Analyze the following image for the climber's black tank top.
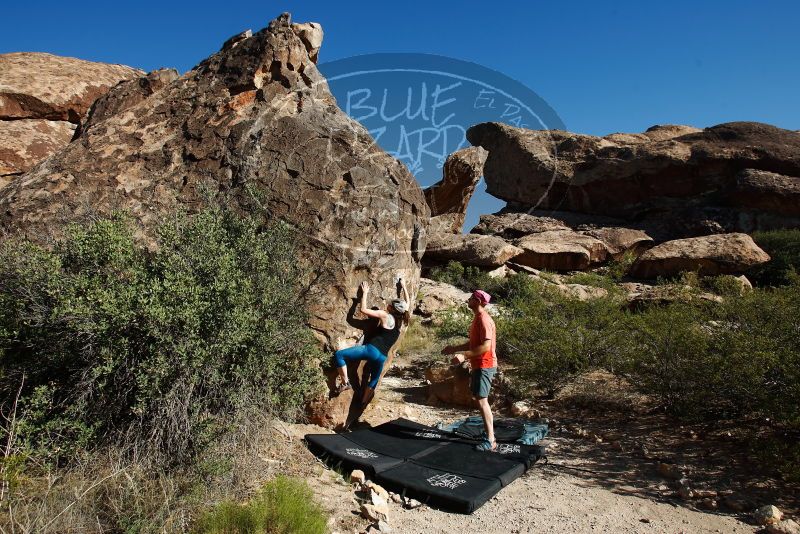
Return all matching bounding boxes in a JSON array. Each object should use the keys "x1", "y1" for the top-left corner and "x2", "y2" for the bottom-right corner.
[{"x1": 366, "y1": 315, "x2": 402, "y2": 356}]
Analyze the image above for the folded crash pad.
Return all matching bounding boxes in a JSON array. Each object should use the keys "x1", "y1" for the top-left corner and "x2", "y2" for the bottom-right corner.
[
  {"x1": 436, "y1": 416, "x2": 549, "y2": 445},
  {"x1": 305, "y1": 418, "x2": 545, "y2": 513}
]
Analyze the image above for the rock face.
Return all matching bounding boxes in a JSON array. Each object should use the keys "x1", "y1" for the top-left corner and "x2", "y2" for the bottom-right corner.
[
  {"x1": 424, "y1": 146, "x2": 487, "y2": 233},
  {"x1": 0, "y1": 53, "x2": 142, "y2": 184},
  {"x1": 0, "y1": 52, "x2": 143, "y2": 122},
  {"x1": 0, "y1": 120, "x2": 76, "y2": 187},
  {"x1": 630, "y1": 233, "x2": 770, "y2": 279},
  {"x1": 0, "y1": 14, "x2": 429, "y2": 362},
  {"x1": 426, "y1": 363, "x2": 476, "y2": 407},
  {"x1": 76, "y1": 68, "x2": 180, "y2": 136},
  {"x1": 470, "y1": 211, "x2": 653, "y2": 270},
  {"x1": 424, "y1": 233, "x2": 522, "y2": 268},
  {"x1": 467, "y1": 121, "x2": 800, "y2": 236},
  {"x1": 729, "y1": 169, "x2": 800, "y2": 218}
]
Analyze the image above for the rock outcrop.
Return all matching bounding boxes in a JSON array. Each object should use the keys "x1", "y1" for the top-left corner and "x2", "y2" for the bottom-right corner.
[
  {"x1": 424, "y1": 146, "x2": 487, "y2": 233},
  {"x1": 471, "y1": 211, "x2": 570, "y2": 238},
  {"x1": 467, "y1": 121, "x2": 800, "y2": 237},
  {"x1": 630, "y1": 233, "x2": 770, "y2": 279},
  {"x1": 415, "y1": 278, "x2": 471, "y2": 318},
  {"x1": 0, "y1": 52, "x2": 142, "y2": 184},
  {"x1": 76, "y1": 68, "x2": 180, "y2": 136},
  {"x1": 470, "y1": 211, "x2": 653, "y2": 268},
  {"x1": 0, "y1": 119, "x2": 75, "y2": 187},
  {"x1": 583, "y1": 227, "x2": 653, "y2": 259},
  {"x1": 0, "y1": 52, "x2": 142, "y2": 122},
  {"x1": 0, "y1": 14, "x2": 429, "y2": 382},
  {"x1": 513, "y1": 230, "x2": 606, "y2": 271},
  {"x1": 424, "y1": 233, "x2": 522, "y2": 268}
]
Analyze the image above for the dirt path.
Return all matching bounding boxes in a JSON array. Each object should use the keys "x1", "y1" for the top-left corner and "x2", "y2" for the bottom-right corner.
[{"x1": 295, "y1": 356, "x2": 758, "y2": 534}]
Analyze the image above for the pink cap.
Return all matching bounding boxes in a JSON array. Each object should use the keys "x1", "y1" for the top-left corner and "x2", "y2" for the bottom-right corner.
[{"x1": 472, "y1": 290, "x2": 491, "y2": 305}]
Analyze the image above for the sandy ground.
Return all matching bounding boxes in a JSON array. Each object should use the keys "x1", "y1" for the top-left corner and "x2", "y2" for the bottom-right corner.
[{"x1": 292, "y1": 358, "x2": 762, "y2": 534}]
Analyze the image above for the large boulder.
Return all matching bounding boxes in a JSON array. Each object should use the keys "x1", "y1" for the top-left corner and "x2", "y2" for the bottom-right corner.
[
  {"x1": 415, "y1": 278, "x2": 470, "y2": 318},
  {"x1": 467, "y1": 121, "x2": 800, "y2": 236},
  {"x1": 472, "y1": 211, "x2": 653, "y2": 262},
  {"x1": 424, "y1": 233, "x2": 522, "y2": 268},
  {"x1": 630, "y1": 233, "x2": 770, "y2": 279},
  {"x1": 513, "y1": 230, "x2": 607, "y2": 271},
  {"x1": 0, "y1": 53, "x2": 142, "y2": 185},
  {"x1": 583, "y1": 227, "x2": 654, "y2": 259},
  {"x1": 0, "y1": 14, "x2": 429, "y2": 375},
  {"x1": 471, "y1": 211, "x2": 569, "y2": 238},
  {"x1": 424, "y1": 146, "x2": 487, "y2": 233}
]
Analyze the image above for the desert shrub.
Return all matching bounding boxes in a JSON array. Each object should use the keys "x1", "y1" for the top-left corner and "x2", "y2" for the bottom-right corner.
[
  {"x1": 0, "y1": 208, "x2": 325, "y2": 463},
  {"x1": 429, "y1": 260, "x2": 542, "y2": 303},
  {"x1": 619, "y1": 303, "x2": 714, "y2": 415},
  {"x1": 194, "y1": 476, "x2": 328, "y2": 534},
  {"x1": 497, "y1": 278, "x2": 629, "y2": 396},
  {"x1": 617, "y1": 278, "x2": 800, "y2": 422},
  {"x1": 606, "y1": 250, "x2": 638, "y2": 280},
  {"x1": 750, "y1": 229, "x2": 800, "y2": 287},
  {"x1": 562, "y1": 271, "x2": 617, "y2": 291},
  {"x1": 706, "y1": 274, "x2": 749, "y2": 296},
  {"x1": 706, "y1": 279, "x2": 800, "y2": 424},
  {"x1": 429, "y1": 260, "x2": 494, "y2": 293},
  {"x1": 434, "y1": 307, "x2": 473, "y2": 340}
]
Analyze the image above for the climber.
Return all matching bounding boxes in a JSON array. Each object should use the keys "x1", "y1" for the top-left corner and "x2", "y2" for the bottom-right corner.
[{"x1": 333, "y1": 278, "x2": 410, "y2": 406}]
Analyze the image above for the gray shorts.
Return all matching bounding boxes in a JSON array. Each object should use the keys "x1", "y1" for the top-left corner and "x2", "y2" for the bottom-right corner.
[{"x1": 470, "y1": 367, "x2": 496, "y2": 399}]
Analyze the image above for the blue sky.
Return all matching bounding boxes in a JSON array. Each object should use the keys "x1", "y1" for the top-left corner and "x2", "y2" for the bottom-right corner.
[{"x1": 4, "y1": 1, "x2": 798, "y2": 229}]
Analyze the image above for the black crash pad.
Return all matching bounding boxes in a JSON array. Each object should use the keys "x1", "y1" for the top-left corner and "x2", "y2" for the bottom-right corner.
[{"x1": 305, "y1": 418, "x2": 545, "y2": 513}]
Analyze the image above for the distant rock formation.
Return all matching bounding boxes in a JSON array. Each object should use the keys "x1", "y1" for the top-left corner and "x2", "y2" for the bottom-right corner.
[
  {"x1": 630, "y1": 233, "x2": 770, "y2": 279},
  {"x1": 0, "y1": 52, "x2": 142, "y2": 184},
  {"x1": 424, "y1": 146, "x2": 487, "y2": 233},
  {"x1": 0, "y1": 12, "x2": 429, "y2": 400},
  {"x1": 467, "y1": 121, "x2": 800, "y2": 238}
]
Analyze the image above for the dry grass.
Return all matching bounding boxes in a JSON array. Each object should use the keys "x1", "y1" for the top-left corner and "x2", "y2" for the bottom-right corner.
[
  {"x1": 0, "y1": 408, "x2": 320, "y2": 534},
  {"x1": 397, "y1": 319, "x2": 438, "y2": 357},
  {"x1": 553, "y1": 370, "x2": 655, "y2": 414}
]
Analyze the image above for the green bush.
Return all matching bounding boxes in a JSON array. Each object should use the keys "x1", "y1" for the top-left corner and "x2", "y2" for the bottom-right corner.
[
  {"x1": 707, "y1": 280, "x2": 800, "y2": 423},
  {"x1": 496, "y1": 278, "x2": 629, "y2": 396},
  {"x1": 194, "y1": 476, "x2": 329, "y2": 534},
  {"x1": 434, "y1": 307, "x2": 473, "y2": 340},
  {"x1": 562, "y1": 271, "x2": 617, "y2": 291},
  {"x1": 428, "y1": 260, "x2": 494, "y2": 293},
  {"x1": 428, "y1": 260, "x2": 544, "y2": 303},
  {"x1": 433, "y1": 265, "x2": 800, "y2": 426},
  {"x1": 750, "y1": 229, "x2": 800, "y2": 287},
  {"x1": 606, "y1": 250, "x2": 638, "y2": 280},
  {"x1": 620, "y1": 303, "x2": 714, "y2": 415},
  {"x1": 621, "y1": 279, "x2": 799, "y2": 420},
  {"x1": 0, "y1": 209, "x2": 325, "y2": 462}
]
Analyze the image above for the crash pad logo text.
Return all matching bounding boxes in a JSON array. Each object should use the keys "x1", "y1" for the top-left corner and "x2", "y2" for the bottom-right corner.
[
  {"x1": 346, "y1": 448, "x2": 379, "y2": 459},
  {"x1": 497, "y1": 444, "x2": 522, "y2": 454},
  {"x1": 426, "y1": 473, "x2": 467, "y2": 490}
]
